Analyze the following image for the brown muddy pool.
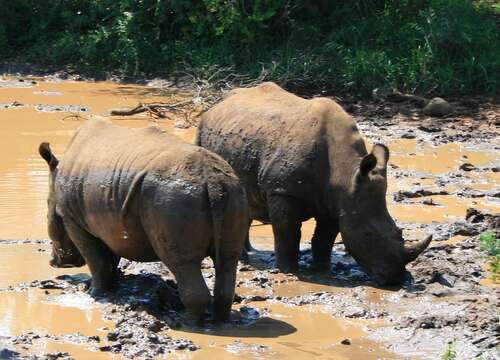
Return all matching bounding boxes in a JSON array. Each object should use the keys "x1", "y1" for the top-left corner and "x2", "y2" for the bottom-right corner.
[{"x1": 0, "y1": 76, "x2": 498, "y2": 359}]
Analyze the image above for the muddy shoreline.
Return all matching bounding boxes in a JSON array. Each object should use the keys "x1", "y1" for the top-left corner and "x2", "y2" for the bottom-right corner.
[{"x1": 0, "y1": 74, "x2": 498, "y2": 359}]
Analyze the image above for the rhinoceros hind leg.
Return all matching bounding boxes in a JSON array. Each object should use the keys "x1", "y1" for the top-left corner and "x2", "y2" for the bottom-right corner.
[
  {"x1": 239, "y1": 223, "x2": 253, "y2": 263},
  {"x1": 63, "y1": 220, "x2": 118, "y2": 296},
  {"x1": 267, "y1": 195, "x2": 303, "y2": 273},
  {"x1": 213, "y1": 258, "x2": 238, "y2": 322},
  {"x1": 172, "y1": 262, "x2": 210, "y2": 326},
  {"x1": 311, "y1": 219, "x2": 338, "y2": 272}
]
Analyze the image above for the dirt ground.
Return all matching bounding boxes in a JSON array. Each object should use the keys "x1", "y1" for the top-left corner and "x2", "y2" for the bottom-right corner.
[{"x1": 0, "y1": 73, "x2": 498, "y2": 360}]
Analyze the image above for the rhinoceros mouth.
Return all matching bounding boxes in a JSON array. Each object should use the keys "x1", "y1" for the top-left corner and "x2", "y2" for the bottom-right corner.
[
  {"x1": 49, "y1": 257, "x2": 85, "y2": 268},
  {"x1": 370, "y1": 269, "x2": 406, "y2": 286}
]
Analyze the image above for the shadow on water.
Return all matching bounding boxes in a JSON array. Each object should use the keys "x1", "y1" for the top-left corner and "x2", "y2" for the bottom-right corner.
[{"x1": 176, "y1": 315, "x2": 297, "y2": 339}]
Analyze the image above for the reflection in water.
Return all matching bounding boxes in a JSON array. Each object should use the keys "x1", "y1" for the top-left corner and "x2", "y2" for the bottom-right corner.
[
  {"x1": 0, "y1": 243, "x2": 89, "y2": 288},
  {"x1": 0, "y1": 290, "x2": 113, "y2": 359},
  {"x1": 0, "y1": 290, "x2": 109, "y2": 336}
]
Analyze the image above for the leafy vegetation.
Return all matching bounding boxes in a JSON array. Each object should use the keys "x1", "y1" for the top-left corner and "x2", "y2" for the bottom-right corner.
[
  {"x1": 441, "y1": 342, "x2": 457, "y2": 360},
  {"x1": 480, "y1": 231, "x2": 499, "y2": 281},
  {"x1": 1, "y1": 0, "x2": 499, "y2": 95}
]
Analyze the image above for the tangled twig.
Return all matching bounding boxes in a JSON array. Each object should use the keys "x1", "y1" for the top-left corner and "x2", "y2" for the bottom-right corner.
[
  {"x1": 61, "y1": 113, "x2": 88, "y2": 122},
  {"x1": 110, "y1": 100, "x2": 192, "y2": 117},
  {"x1": 109, "y1": 64, "x2": 274, "y2": 127}
]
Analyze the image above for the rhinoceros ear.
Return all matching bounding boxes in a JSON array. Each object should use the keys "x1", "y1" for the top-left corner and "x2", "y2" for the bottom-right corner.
[
  {"x1": 39, "y1": 142, "x2": 59, "y2": 171},
  {"x1": 359, "y1": 144, "x2": 389, "y2": 176},
  {"x1": 360, "y1": 153, "x2": 377, "y2": 176},
  {"x1": 372, "y1": 143, "x2": 389, "y2": 169}
]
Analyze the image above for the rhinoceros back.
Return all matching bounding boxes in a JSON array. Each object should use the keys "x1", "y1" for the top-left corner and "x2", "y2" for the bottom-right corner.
[
  {"x1": 55, "y1": 118, "x2": 242, "y2": 260},
  {"x1": 197, "y1": 82, "x2": 360, "y2": 219}
]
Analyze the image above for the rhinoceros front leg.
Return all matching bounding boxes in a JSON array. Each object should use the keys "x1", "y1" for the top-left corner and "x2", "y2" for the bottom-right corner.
[
  {"x1": 311, "y1": 219, "x2": 339, "y2": 271},
  {"x1": 267, "y1": 195, "x2": 303, "y2": 273},
  {"x1": 63, "y1": 219, "x2": 119, "y2": 296}
]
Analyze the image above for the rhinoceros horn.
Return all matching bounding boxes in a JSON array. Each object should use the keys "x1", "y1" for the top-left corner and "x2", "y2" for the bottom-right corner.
[{"x1": 403, "y1": 235, "x2": 433, "y2": 264}]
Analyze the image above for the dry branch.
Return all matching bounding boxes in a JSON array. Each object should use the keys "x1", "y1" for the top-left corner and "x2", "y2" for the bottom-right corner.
[
  {"x1": 109, "y1": 65, "x2": 272, "y2": 127},
  {"x1": 110, "y1": 99, "x2": 193, "y2": 117}
]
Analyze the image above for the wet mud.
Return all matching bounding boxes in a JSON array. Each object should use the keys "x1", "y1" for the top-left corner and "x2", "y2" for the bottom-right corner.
[{"x1": 0, "y1": 75, "x2": 499, "y2": 359}]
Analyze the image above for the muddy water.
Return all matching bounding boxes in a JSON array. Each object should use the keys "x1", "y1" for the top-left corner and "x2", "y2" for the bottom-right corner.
[
  {"x1": 168, "y1": 303, "x2": 394, "y2": 360},
  {"x1": 0, "y1": 243, "x2": 88, "y2": 288},
  {"x1": 0, "y1": 78, "x2": 194, "y2": 239},
  {"x1": 1, "y1": 77, "x2": 499, "y2": 359}
]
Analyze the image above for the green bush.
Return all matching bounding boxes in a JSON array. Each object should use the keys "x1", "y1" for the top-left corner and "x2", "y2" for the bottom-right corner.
[
  {"x1": 1, "y1": 0, "x2": 499, "y2": 95},
  {"x1": 480, "y1": 232, "x2": 499, "y2": 280}
]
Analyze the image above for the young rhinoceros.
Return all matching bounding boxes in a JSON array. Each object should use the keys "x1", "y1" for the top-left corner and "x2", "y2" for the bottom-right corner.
[
  {"x1": 197, "y1": 82, "x2": 432, "y2": 285},
  {"x1": 39, "y1": 118, "x2": 248, "y2": 323}
]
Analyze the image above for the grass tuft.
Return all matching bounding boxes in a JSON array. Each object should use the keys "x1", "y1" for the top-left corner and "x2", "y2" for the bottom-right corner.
[
  {"x1": 442, "y1": 342, "x2": 457, "y2": 360},
  {"x1": 480, "y1": 232, "x2": 499, "y2": 281}
]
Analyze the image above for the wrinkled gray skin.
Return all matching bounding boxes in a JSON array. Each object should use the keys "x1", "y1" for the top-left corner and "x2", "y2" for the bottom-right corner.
[
  {"x1": 40, "y1": 118, "x2": 248, "y2": 323},
  {"x1": 197, "y1": 82, "x2": 431, "y2": 285}
]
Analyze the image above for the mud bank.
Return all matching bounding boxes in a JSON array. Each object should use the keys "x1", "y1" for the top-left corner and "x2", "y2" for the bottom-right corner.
[{"x1": 0, "y1": 75, "x2": 499, "y2": 359}]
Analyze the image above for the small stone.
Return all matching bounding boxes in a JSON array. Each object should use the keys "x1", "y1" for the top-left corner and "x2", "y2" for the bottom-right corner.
[
  {"x1": 422, "y1": 198, "x2": 439, "y2": 206},
  {"x1": 402, "y1": 132, "x2": 416, "y2": 139},
  {"x1": 418, "y1": 124, "x2": 442, "y2": 133},
  {"x1": 423, "y1": 97, "x2": 453, "y2": 117},
  {"x1": 246, "y1": 295, "x2": 269, "y2": 302},
  {"x1": 459, "y1": 163, "x2": 476, "y2": 172},
  {"x1": 233, "y1": 293, "x2": 244, "y2": 303},
  {"x1": 174, "y1": 120, "x2": 190, "y2": 129},
  {"x1": 341, "y1": 339, "x2": 351, "y2": 345},
  {"x1": 344, "y1": 307, "x2": 367, "y2": 318},
  {"x1": 0, "y1": 347, "x2": 21, "y2": 359},
  {"x1": 107, "y1": 331, "x2": 119, "y2": 341},
  {"x1": 147, "y1": 320, "x2": 164, "y2": 332}
]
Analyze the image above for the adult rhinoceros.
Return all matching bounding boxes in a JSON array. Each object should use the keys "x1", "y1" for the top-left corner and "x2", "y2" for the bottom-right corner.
[
  {"x1": 39, "y1": 118, "x2": 248, "y2": 323},
  {"x1": 196, "y1": 82, "x2": 431, "y2": 285}
]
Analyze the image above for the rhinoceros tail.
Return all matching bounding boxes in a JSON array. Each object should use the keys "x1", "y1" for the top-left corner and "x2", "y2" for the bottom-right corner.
[
  {"x1": 206, "y1": 181, "x2": 234, "y2": 322},
  {"x1": 206, "y1": 181, "x2": 227, "y2": 273}
]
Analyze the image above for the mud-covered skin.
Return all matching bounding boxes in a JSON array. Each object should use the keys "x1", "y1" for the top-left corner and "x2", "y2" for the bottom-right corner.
[
  {"x1": 197, "y1": 82, "x2": 430, "y2": 284},
  {"x1": 39, "y1": 118, "x2": 248, "y2": 323}
]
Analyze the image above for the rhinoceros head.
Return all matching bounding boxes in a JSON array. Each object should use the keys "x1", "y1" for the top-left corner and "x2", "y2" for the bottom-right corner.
[
  {"x1": 338, "y1": 144, "x2": 431, "y2": 285},
  {"x1": 39, "y1": 142, "x2": 85, "y2": 268}
]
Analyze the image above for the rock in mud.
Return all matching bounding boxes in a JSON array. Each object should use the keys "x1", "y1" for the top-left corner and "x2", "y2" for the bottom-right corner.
[
  {"x1": 423, "y1": 97, "x2": 453, "y2": 117},
  {"x1": 418, "y1": 123, "x2": 442, "y2": 132},
  {"x1": 0, "y1": 347, "x2": 21, "y2": 359},
  {"x1": 423, "y1": 207, "x2": 500, "y2": 240},
  {"x1": 401, "y1": 131, "x2": 416, "y2": 139},
  {"x1": 422, "y1": 198, "x2": 440, "y2": 206},
  {"x1": 393, "y1": 188, "x2": 448, "y2": 202},
  {"x1": 459, "y1": 162, "x2": 476, "y2": 171},
  {"x1": 408, "y1": 235, "x2": 494, "y2": 293}
]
